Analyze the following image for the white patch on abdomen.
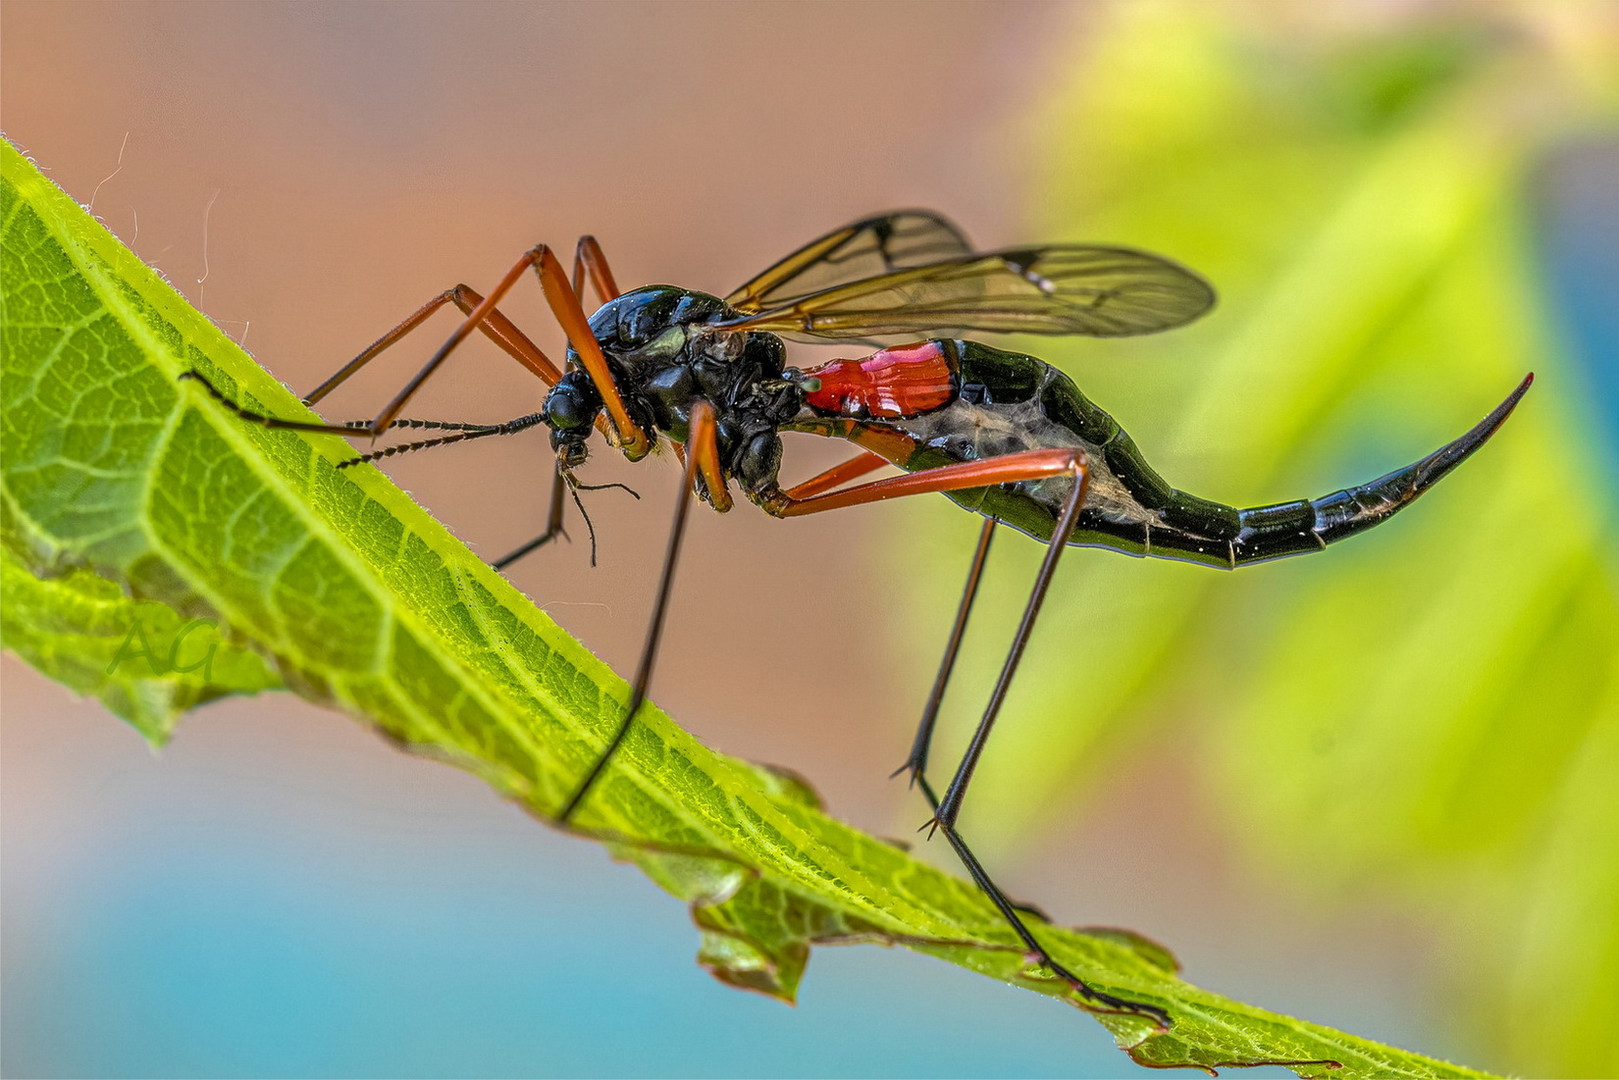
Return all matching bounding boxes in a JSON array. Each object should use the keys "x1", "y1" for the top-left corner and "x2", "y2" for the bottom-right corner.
[{"x1": 896, "y1": 399, "x2": 1157, "y2": 526}]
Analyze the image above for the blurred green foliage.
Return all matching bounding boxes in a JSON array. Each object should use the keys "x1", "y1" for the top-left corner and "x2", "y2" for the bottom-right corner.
[{"x1": 894, "y1": 5, "x2": 1616, "y2": 1077}]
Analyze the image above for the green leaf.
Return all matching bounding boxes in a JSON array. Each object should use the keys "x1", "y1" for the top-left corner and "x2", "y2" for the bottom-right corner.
[
  {"x1": 1, "y1": 134, "x2": 1502, "y2": 1078},
  {"x1": 890, "y1": 6, "x2": 1617, "y2": 1077},
  {"x1": 0, "y1": 538, "x2": 281, "y2": 742}
]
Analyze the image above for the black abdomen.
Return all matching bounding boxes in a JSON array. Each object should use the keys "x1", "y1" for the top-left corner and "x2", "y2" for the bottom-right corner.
[{"x1": 898, "y1": 342, "x2": 1530, "y2": 570}]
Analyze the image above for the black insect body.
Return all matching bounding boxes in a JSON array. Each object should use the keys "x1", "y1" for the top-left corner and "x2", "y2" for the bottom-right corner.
[
  {"x1": 782, "y1": 337, "x2": 1527, "y2": 568},
  {"x1": 546, "y1": 285, "x2": 806, "y2": 503},
  {"x1": 183, "y1": 211, "x2": 1531, "y2": 1030}
]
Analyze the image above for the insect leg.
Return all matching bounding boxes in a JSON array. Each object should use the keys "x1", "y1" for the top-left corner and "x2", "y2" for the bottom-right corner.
[
  {"x1": 289, "y1": 247, "x2": 645, "y2": 450},
  {"x1": 484, "y1": 234, "x2": 621, "y2": 569},
  {"x1": 304, "y1": 235, "x2": 627, "y2": 430},
  {"x1": 892, "y1": 517, "x2": 996, "y2": 786},
  {"x1": 571, "y1": 235, "x2": 621, "y2": 303},
  {"x1": 304, "y1": 285, "x2": 564, "y2": 407},
  {"x1": 688, "y1": 394, "x2": 734, "y2": 512},
  {"x1": 915, "y1": 772, "x2": 1169, "y2": 1027},
  {"x1": 761, "y1": 447, "x2": 1087, "y2": 518},
  {"x1": 522, "y1": 244, "x2": 650, "y2": 457},
  {"x1": 556, "y1": 401, "x2": 717, "y2": 821},
  {"x1": 930, "y1": 459, "x2": 1090, "y2": 835},
  {"x1": 180, "y1": 284, "x2": 567, "y2": 439},
  {"x1": 779, "y1": 452, "x2": 1051, "y2": 788},
  {"x1": 760, "y1": 451, "x2": 1167, "y2": 1021},
  {"x1": 920, "y1": 470, "x2": 1166, "y2": 1025},
  {"x1": 492, "y1": 462, "x2": 572, "y2": 570},
  {"x1": 781, "y1": 450, "x2": 891, "y2": 500},
  {"x1": 897, "y1": 520, "x2": 1056, "y2": 920}
]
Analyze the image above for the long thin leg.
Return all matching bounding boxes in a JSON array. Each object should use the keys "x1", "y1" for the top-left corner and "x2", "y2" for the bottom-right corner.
[
  {"x1": 764, "y1": 448, "x2": 1086, "y2": 795},
  {"x1": 572, "y1": 235, "x2": 621, "y2": 303},
  {"x1": 762, "y1": 450, "x2": 1165, "y2": 1024},
  {"x1": 493, "y1": 462, "x2": 571, "y2": 570},
  {"x1": 930, "y1": 459, "x2": 1088, "y2": 834},
  {"x1": 925, "y1": 472, "x2": 1166, "y2": 1026},
  {"x1": 762, "y1": 447, "x2": 1086, "y2": 518},
  {"x1": 193, "y1": 241, "x2": 625, "y2": 572},
  {"x1": 343, "y1": 237, "x2": 618, "y2": 566},
  {"x1": 313, "y1": 235, "x2": 623, "y2": 412},
  {"x1": 372, "y1": 246, "x2": 645, "y2": 452},
  {"x1": 188, "y1": 244, "x2": 647, "y2": 453},
  {"x1": 179, "y1": 281, "x2": 568, "y2": 439},
  {"x1": 467, "y1": 237, "x2": 616, "y2": 565},
  {"x1": 915, "y1": 773, "x2": 1167, "y2": 1026},
  {"x1": 281, "y1": 246, "x2": 648, "y2": 451},
  {"x1": 782, "y1": 450, "x2": 891, "y2": 500},
  {"x1": 556, "y1": 400, "x2": 718, "y2": 822},
  {"x1": 305, "y1": 284, "x2": 563, "y2": 406},
  {"x1": 893, "y1": 516, "x2": 996, "y2": 785},
  {"x1": 892, "y1": 515, "x2": 1058, "y2": 923},
  {"x1": 492, "y1": 238, "x2": 615, "y2": 569},
  {"x1": 526, "y1": 243, "x2": 648, "y2": 453}
]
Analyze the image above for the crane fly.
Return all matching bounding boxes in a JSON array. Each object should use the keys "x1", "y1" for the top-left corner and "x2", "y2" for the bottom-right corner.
[{"x1": 183, "y1": 210, "x2": 1532, "y2": 1028}]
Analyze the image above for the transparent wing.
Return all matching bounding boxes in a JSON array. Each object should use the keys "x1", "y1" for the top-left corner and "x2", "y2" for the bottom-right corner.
[
  {"x1": 725, "y1": 211, "x2": 973, "y2": 313},
  {"x1": 717, "y1": 245, "x2": 1216, "y2": 341}
]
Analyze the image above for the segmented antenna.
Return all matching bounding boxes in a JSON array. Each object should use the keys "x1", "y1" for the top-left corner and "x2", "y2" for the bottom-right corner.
[{"x1": 336, "y1": 413, "x2": 547, "y2": 468}]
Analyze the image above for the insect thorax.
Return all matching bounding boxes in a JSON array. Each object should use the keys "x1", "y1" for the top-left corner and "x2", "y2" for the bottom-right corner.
[{"x1": 547, "y1": 285, "x2": 804, "y2": 499}]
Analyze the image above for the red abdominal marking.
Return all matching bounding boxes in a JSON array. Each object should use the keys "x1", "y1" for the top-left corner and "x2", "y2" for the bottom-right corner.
[{"x1": 803, "y1": 341, "x2": 957, "y2": 419}]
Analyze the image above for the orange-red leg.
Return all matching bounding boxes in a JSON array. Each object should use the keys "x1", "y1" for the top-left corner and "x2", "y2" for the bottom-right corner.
[
  {"x1": 782, "y1": 451, "x2": 892, "y2": 501},
  {"x1": 530, "y1": 245, "x2": 647, "y2": 455},
  {"x1": 179, "y1": 278, "x2": 581, "y2": 440},
  {"x1": 571, "y1": 235, "x2": 621, "y2": 303},
  {"x1": 307, "y1": 231, "x2": 621, "y2": 418},
  {"x1": 687, "y1": 397, "x2": 734, "y2": 512},
  {"x1": 347, "y1": 246, "x2": 647, "y2": 454},
  {"x1": 303, "y1": 284, "x2": 564, "y2": 407},
  {"x1": 187, "y1": 237, "x2": 640, "y2": 449},
  {"x1": 180, "y1": 250, "x2": 632, "y2": 449},
  {"x1": 763, "y1": 447, "x2": 1085, "y2": 518}
]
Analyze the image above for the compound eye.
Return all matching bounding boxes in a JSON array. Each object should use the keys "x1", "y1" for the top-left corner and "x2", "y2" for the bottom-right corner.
[{"x1": 543, "y1": 375, "x2": 601, "y2": 431}]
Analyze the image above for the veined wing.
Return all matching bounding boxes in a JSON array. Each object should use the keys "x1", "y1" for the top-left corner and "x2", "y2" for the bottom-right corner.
[
  {"x1": 716, "y1": 245, "x2": 1216, "y2": 341},
  {"x1": 724, "y1": 211, "x2": 972, "y2": 313}
]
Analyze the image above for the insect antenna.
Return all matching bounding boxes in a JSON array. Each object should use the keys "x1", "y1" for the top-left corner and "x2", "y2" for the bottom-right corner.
[{"x1": 334, "y1": 412, "x2": 546, "y2": 469}]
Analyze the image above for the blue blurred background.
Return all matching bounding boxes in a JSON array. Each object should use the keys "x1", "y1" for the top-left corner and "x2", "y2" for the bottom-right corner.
[
  {"x1": 2, "y1": 692, "x2": 1154, "y2": 1079},
  {"x1": 3, "y1": 3, "x2": 1615, "y2": 1077}
]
